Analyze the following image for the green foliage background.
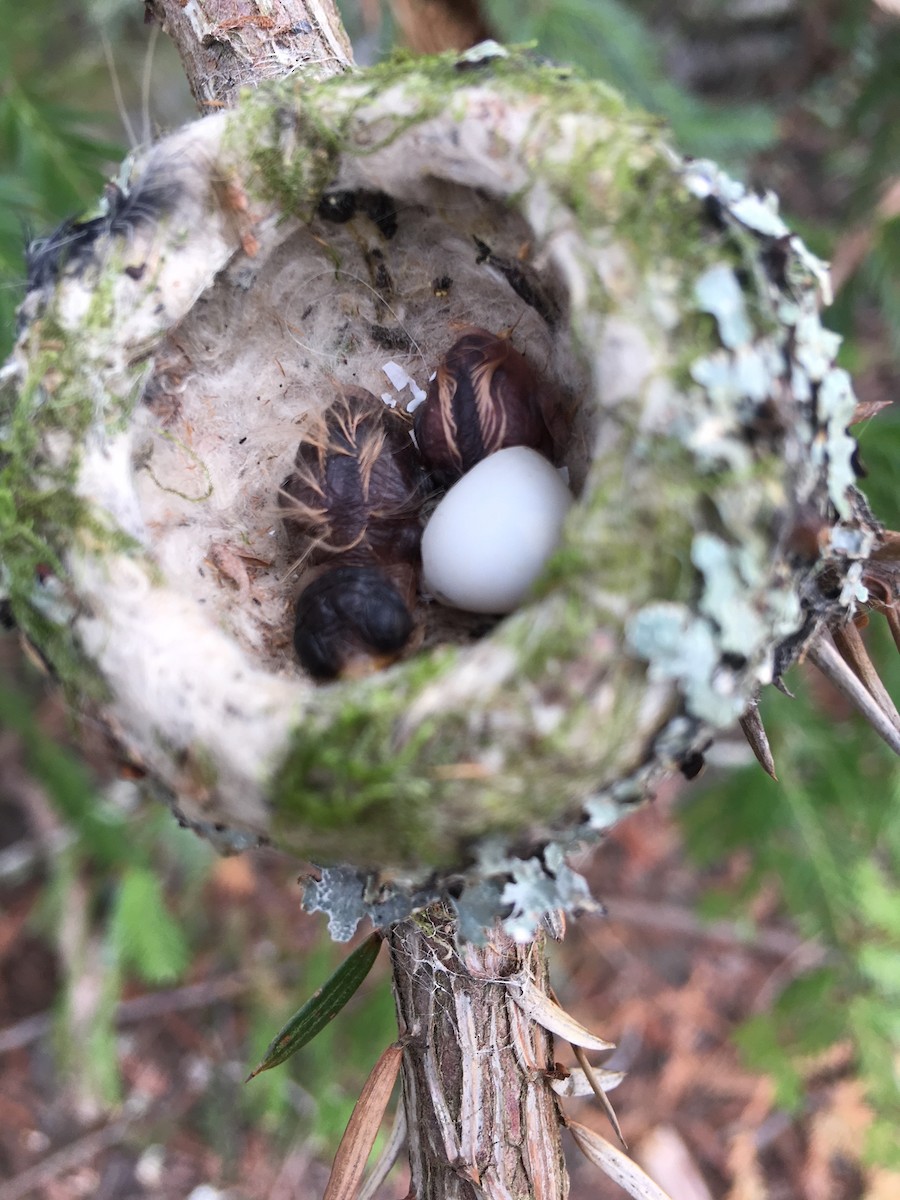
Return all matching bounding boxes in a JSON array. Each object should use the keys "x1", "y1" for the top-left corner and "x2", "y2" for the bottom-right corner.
[{"x1": 2, "y1": 0, "x2": 899, "y2": 1171}]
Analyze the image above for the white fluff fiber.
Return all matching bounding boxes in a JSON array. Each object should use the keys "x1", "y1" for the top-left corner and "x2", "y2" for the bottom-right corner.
[{"x1": 123, "y1": 148, "x2": 586, "y2": 678}]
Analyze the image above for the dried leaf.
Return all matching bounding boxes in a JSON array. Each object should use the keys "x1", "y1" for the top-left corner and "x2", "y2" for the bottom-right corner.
[
  {"x1": 357, "y1": 1100, "x2": 407, "y2": 1200},
  {"x1": 831, "y1": 623, "x2": 900, "y2": 730},
  {"x1": 871, "y1": 530, "x2": 900, "y2": 562},
  {"x1": 850, "y1": 397, "x2": 893, "y2": 425},
  {"x1": 725, "y1": 1128, "x2": 767, "y2": 1200},
  {"x1": 639, "y1": 1126, "x2": 713, "y2": 1200},
  {"x1": 323, "y1": 1043, "x2": 403, "y2": 1200},
  {"x1": 511, "y1": 976, "x2": 615, "y2": 1051},
  {"x1": 807, "y1": 639, "x2": 900, "y2": 756},
  {"x1": 246, "y1": 931, "x2": 383, "y2": 1079},
  {"x1": 867, "y1": 1169, "x2": 900, "y2": 1200},
  {"x1": 568, "y1": 1121, "x2": 675, "y2": 1200},
  {"x1": 548, "y1": 1066, "x2": 626, "y2": 1098},
  {"x1": 738, "y1": 703, "x2": 777, "y2": 780},
  {"x1": 572, "y1": 1041, "x2": 627, "y2": 1148}
]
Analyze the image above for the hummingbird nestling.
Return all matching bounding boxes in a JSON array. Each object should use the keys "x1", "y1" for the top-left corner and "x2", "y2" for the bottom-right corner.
[{"x1": 279, "y1": 386, "x2": 426, "y2": 679}]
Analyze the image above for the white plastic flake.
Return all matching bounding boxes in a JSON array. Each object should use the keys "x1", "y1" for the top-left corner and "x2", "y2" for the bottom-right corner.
[{"x1": 382, "y1": 360, "x2": 411, "y2": 390}]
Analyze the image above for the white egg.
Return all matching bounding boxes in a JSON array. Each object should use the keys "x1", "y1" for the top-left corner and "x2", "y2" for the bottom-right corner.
[{"x1": 422, "y1": 446, "x2": 574, "y2": 614}]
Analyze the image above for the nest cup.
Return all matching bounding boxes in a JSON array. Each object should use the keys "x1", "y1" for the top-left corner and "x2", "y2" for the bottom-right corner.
[{"x1": 1, "y1": 48, "x2": 867, "y2": 881}]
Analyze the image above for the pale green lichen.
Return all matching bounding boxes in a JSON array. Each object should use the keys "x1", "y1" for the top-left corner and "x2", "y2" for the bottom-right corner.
[{"x1": 694, "y1": 264, "x2": 753, "y2": 350}]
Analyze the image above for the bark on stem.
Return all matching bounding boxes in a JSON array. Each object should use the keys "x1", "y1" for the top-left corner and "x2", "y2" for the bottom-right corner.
[
  {"x1": 389, "y1": 906, "x2": 567, "y2": 1200},
  {"x1": 145, "y1": 0, "x2": 353, "y2": 111}
]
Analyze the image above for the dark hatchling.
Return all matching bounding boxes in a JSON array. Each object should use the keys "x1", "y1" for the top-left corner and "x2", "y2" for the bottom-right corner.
[
  {"x1": 413, "y1": 326, "x2": 558, "y2": 485},
  {"x1": 279, "y1": 386, "x2": 426, "y2": 680}
]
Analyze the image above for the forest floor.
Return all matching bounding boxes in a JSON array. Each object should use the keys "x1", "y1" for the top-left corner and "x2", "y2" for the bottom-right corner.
[{"x1": 0, "y1": 648, "x2": 892, "y2": 1200}]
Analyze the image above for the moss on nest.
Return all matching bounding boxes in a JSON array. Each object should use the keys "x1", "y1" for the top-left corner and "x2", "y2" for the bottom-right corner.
[
  {"x1": 0, "y1": 285, "x2": 141, "y2": 698},
  {"x1": 0, "y1": 45, "x2": 870, "y2": 903}
]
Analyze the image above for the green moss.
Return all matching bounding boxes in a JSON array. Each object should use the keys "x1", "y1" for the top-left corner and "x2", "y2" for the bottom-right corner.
[
  {"x1": 270, "y1": 627, "x2": 627, "y2": 867},
  {"x1": 236, "y1": 47, "x2": 675, "y2": 237},
  {"x1": 272, "y1": 657, "x2": 447, "y2": 864},
  {"x1": 2, "y1": 339, "x2": 90, "y2": 678},
  {"x1": 0, "y1": 271, "x2": 144, "y2": 696},
  {"x1": 236, "y1": 85, "x2": 349, "y2": 219}
]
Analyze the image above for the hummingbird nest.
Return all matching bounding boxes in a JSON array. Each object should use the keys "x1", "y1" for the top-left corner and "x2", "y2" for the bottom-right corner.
[{"x1": 2, "y1": 46, "x2": 897, "y2": 941}]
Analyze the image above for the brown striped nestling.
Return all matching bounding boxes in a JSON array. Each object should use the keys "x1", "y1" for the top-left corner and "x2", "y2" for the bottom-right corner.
[
  {"x1": 279, "y1": 387, "x2": 427, "y2": 680},
  {"x1": 413, "y1": 326, "x2": 558, "y2": 484}
]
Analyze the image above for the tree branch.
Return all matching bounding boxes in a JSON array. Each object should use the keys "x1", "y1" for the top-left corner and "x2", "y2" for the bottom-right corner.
[
  {"x1": 145, "y1": 0, "x2": 353, "y2": 111},
  {"x1": 389, "y1": 906, "x2": 567, "y2": 1200}
]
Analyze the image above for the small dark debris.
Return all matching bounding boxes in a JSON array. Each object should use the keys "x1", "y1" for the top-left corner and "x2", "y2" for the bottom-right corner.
[
  {"x1": 721, "y1": 651, "x2": 748, "y2": 671},
  {"x1": 124, "y1": 263, "x2": 146, "y2": 281},
  {"x1": 679, "y1": 751, "x2": 706, "y2": 780},
  {"x1": 374, "y1": 261, "x2": 393, "y2": 294},
  {"x1": 359, "y1": 190, "x2": 398, "y2": 239},
  {"x1": 472, "y1": 236, "x2": 561, "y2": 327},
  {"x1": 366, "y1": 247, "x2": 394, "y2": 298},
  {"x1": 238, "y1": 436, "x2": 247, "y2": 445},
  {"x1": 761, "y1": 236, "x2": 792, "y2": 288},
  {"x1": 432, "y1": 275, "x2": 453, "y2": 297},
  {"x1": 317, "y1": 190, "x2": 357, "y2": 224},
  {"x1": 317, "y1": 189, "x2": 398, "y2": 238},
  {"x1": 370, "y1": 324, "x2": 414, "y2": 352},
  {"x1": 701, "y1": 194, "x2": 728, "y2": 230}
]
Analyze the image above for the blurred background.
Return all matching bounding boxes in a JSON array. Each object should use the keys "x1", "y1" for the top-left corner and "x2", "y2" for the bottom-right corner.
[{"x1": 1, "y1": 2, "x2": 899, "y2": 1197}]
